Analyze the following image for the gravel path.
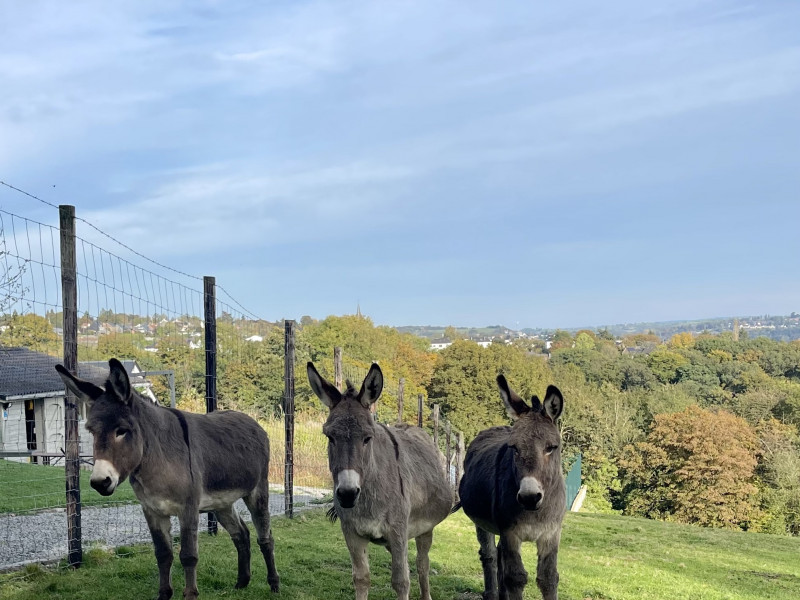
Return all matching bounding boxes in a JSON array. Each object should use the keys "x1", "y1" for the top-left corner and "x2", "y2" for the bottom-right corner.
[{"x1": 0, "y1": 486, "x2": 330, "y2": 571}]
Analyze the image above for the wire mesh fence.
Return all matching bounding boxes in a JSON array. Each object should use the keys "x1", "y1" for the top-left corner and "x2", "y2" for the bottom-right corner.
[{"x1": 1, "y1": 186, "x2": 463, "y2": 574}]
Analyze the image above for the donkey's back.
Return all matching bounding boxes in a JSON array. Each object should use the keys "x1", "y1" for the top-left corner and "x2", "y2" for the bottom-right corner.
[
  {"x1": 183, "y1": 409, "x2": 270, "y2": 495},
  {"x1": 390, "y1": 424, "x2": 452, "y2": 534}
]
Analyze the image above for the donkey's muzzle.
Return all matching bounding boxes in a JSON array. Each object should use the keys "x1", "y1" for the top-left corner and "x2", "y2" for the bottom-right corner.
[
  {"x1": 517, "y1": 476, "x2": 544, "y2": 511},
  {"x1": 517, "y1": 491, "x2": 543, "y2": 511},
  {"x1": 336, "y1": 487, "x2": 360, "y2": 508},
  {"x1": 91, "y1": 476, "x2": 116, "y2": 496}
]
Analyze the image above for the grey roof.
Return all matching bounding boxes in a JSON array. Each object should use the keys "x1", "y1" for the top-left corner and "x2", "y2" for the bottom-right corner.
[{"x1": 0, "y1": 347, "x2": 146, "y2": 400}]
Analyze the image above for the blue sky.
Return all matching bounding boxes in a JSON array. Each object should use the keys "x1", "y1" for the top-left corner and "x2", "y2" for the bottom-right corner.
[{"x1": 1, "y1": 0, "x2": 799, "y2": 329}]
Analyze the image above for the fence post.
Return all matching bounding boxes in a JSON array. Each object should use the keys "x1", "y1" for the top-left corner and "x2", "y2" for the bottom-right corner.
[
  {"x1": 59, "y1": 204, "x2": 82, "y2": 568},
  {"x1": 284, "y1": 320, "x2": 296, "y2": 518},
  {"x1": 432, "y1": 404, "x2": 440, "y2": 448},
  {"x1": 334, "y1": 346, "x2": 343, "y2": 392},
  {"x1": 445, "y1": 421, "x2": 452, "y2": 486},
  {"x1": 203, "y1": 275, "x2": 218, "y2": 535},
  {"x1": 397, "y1": 378, "x2": 405, "y2": 424},
  {"x1": 417, "y1": 394, "x2": 424, "y2": 428},
  {"x1": 456, "y1": 432, "x2": 465, "y2": 494}
]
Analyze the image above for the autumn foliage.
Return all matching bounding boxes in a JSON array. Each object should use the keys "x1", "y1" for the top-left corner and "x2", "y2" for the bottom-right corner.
[{"x1": 620, "y1": 406, "x2": 760, "y2": 529}]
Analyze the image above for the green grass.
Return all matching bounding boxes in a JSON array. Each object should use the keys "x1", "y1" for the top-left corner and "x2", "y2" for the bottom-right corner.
[
  {"x1": 2, "y1": 509, "x2": 800, "y2": 599},
  {"x1": 0, "y1": 460, "x2": 138, "y2": 513}
]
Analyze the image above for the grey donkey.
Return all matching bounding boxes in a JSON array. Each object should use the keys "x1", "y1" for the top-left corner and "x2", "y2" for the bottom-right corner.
[
  {"x1": 457, "y1": 375, "x2": 566, "y2": 600},
  {"x1": 307, "y1": 361, "x2": 452, "y2": 600},
  {"x1": 56, "y1": 358, "x2": 279, "y2": 600}
]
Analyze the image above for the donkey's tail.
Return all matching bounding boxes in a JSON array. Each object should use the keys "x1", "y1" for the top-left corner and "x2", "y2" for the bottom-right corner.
[{"x1": 450, "y1": 501, "x2": 462, "y2": 514}]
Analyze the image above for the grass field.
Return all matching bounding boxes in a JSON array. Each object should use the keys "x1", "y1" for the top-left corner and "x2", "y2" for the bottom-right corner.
[
  {"x1": 0, "y1": 460, "x2": 138, "y2": 513},
  {"x1": 2, "y1": 509, "x2": 798, "y2": 599}
]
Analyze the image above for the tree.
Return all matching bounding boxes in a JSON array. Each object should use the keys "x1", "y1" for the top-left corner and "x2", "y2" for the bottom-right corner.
[
  {"x1": 575, "y1": 332, "x2": 596, "y2": 350},
  {"x1": 443, "y1": 325, "x2": 460, "y2": 342},
  {"x1": 0, "y1": 313, "x2": 60, "y2": 352},
  {"x1": 620, "y1": 406, "x2": 760, "y2": 530},
  {"x1": 1, "y1": 234, "x2": 27, "y2": 313},
  {"x1": 549, "y1": 330, "x2": 573, "y2": 351}
]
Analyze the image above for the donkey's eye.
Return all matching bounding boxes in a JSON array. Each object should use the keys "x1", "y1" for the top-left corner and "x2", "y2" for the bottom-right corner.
[
  {"x1": 363, "y1": 437, "x2": 372, "y2": 445},
  {"x1": 510, "y1": 445, "x2": 519, "y2": 456},
  {"x1": 325, "y1": 434, "x2": 336, "y2": 446},
  {"x1": 115, "y1": 428, "x2": 129, "y2": 440},
  {"x1": 545, "y1": 444, "x2": 559, "y2": 455}
]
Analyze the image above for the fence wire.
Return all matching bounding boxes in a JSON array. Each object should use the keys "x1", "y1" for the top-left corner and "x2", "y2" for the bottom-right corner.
[{"x1": 1, "y1": 190, "x2": 461, "y2": 575}]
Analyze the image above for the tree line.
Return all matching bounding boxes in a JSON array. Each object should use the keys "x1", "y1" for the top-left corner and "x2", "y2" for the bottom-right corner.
[{"x1": 2, "y1": 311, "x2": 800, "y2": 535}]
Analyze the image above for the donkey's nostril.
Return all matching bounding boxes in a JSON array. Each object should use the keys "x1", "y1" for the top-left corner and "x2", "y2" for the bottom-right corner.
[
  {"x1": 517, "y1": 491, "x2": 543, "y2": 510},
  {"x1": 91, "y1": 476, "x2": 114, "y2": 495},
  {"x1": 336, "y1": 487, "x2": 360, "y2": 508}
]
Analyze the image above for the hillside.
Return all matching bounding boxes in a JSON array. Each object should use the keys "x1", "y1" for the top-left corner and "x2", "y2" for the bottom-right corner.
[{"x1": 2, "y1": 509, "x2": 798, "y2": 599}]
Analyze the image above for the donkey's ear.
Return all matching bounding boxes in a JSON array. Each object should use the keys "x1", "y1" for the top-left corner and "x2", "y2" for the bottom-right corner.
[
  {"x1": 542, "y1": 385, "x2": 564, "y2": 422},
  {"x1": 106, "y1": 358, "x2": 131, "y2": 404},
  {"x1": 55, "y1": 364, "x2": 104, "y2": 401},
  {"x1": 357, "y1": 363, "x2": 383, "y2": 407},
  {"x1": 497, "y1": 374, "x2": 530, "y2": 420},
  {"x1": 307, "y1": 362, "x2": 342, "y2": 409}
]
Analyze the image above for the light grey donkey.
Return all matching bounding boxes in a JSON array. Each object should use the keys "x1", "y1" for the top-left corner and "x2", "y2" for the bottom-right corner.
[
  {"x1": 307, "y1": 361, "x2": 452, "y2": 600},
  {"x1": 56, "y1": 358, "x2": 279, "y2": 600}
]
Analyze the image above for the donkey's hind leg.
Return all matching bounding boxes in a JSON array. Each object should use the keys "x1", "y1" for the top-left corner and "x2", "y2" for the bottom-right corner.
[
  {"x1": 215, "y1": 504, "x2": 251, "y2": 589},
  {"x1": 476, "y1": 526, "x2": 499, "y2": 600},
  {"x1": 415, "y1": 530, "x2": 434, "y2": 600},
  {"x1": 243, "y1": 482, "x2": 280, "y2": 593}
]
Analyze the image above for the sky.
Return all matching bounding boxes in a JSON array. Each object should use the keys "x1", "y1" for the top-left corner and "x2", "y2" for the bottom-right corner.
[{"x1": 1, "y1": 0, "x2": 799, "y2": 329}]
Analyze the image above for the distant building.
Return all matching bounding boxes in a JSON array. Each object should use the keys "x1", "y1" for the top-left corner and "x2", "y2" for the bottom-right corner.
[
  {"x1": 0, "y1": 349, "x2": 158, "y2": 463},
  {"x1": 430, "y1": 338, "x2": 452, "y2": 351},
  {"x1": 245, "y1": 335, "x2": 264, "y2": 343}
]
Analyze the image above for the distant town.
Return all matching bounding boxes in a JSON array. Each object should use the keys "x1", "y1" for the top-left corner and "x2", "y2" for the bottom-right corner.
[{"x1": 399, "y1": 313, "x2": 800, "y2": 352}]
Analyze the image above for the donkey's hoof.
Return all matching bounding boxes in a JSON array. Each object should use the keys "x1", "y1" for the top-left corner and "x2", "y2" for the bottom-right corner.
[
  {"x1": 268, "y1": 575, "x2": 280, "y2": 593},
  {"x1": 234, "y1": 575, "x2": 251, "y2": 589},
  {"x1": 156, "y1": 590, "x2": 173, "y2": 600}
]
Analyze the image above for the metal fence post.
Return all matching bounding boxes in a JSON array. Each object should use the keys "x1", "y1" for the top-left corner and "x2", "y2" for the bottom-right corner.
[
  {"x1": 417, "y1": 394, "x2": 423, "y2": 428},
  {"x1": 59, "y1": 204, "x2": 82, "y2": 568},
  {"x1": 284, "y1": 320, "x2": 296, "y2": 518},
  {"x1": 203, "y1": 275, "x2": 218, "y2": 535}
]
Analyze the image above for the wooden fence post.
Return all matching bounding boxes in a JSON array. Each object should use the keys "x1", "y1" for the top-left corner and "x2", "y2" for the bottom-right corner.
[
  {"x1": 397, "y1": 378, "x2": 405, "y2": 424},
  {"x1": 334, "y1": 346, "x2": 343, "y2": 392},
  {"x1": 417, "y1": 394, "x2": 424, "y2": 428},
  {"x1": 432, "y1": 404, "x2": 440, "y2": 448},
  {"x1": 445, "y1": 421, "x2": 452, "y2": 486},
  {"x1": 284, "y1": 320, "x2": 296, "y2": 518},
  {"x1": 203, "y1": 275, "x2": 218, "y2": 535},
  {"x1": 456, "y1": 432, "x2": 465, "y2": 493},
  {"x1": 60, "y1": 204, "x2": 82, "y2": 568}
]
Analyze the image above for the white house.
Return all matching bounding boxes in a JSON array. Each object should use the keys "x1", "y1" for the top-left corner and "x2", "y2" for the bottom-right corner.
[
  {"x1": 0, "y1": 347, "x2": 155, "y2": 464},
  {"x1": 429, "y1": 338, "x2": 452, "y2": 351}
]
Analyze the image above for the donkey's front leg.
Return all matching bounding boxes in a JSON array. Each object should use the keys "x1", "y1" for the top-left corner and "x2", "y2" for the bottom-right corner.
[
  {"x1": 498, "y1": 534, "x2": 527, "y2": 600},
  {"x1": 178, "y1": 509, "x2": 200, "y2": 600},
  {"x1": 143, "y1": 508, "x2": 174, "y2": 600},
  {"x1": 387, "y1": 531, "x2": 410, "y2": 600},
  {"x1": 476, "y1": 527, "x2": 498, "y2": 600},
  {"x1": 343, "y1": 532, "x2": 370, "y2": 600},
  {"x1": 536, "y1": 531, "x2": 561, "y2": 600}
]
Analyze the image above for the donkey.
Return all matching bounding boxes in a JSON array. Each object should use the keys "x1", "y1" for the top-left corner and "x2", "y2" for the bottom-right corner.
[
  {"x1": 307, "y1": 362, "x2": 452, "y2": 600},
  {"x1": 56, "y1": 359, "x2": 279, "y2": 600},
  {"x1": 458, "y1": 375, "x2": 565, "y2": 600}
]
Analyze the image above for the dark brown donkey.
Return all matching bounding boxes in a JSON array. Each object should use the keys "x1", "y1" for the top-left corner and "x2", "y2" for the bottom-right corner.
[
  {"x1": 307, "y1": 362, "x2": 452, "y2": 600},
  {"x1": 458, "y1": 375, "x2": 565, "y2": 600},
  {"x1": 56, "y1": 359, "x2": 279, "y2": 600}
]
